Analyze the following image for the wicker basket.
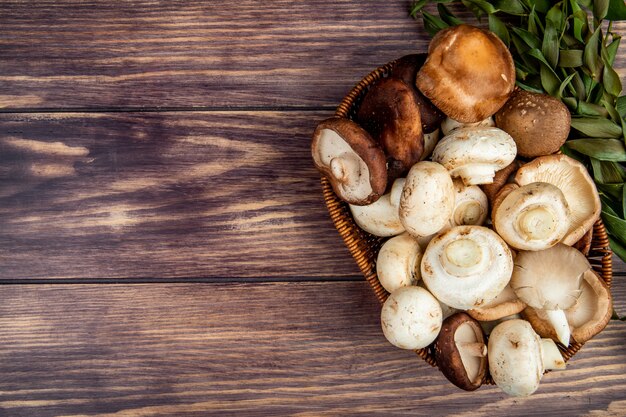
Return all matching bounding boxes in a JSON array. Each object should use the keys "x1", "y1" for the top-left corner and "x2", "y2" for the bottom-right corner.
[{"x1": 320, "y1": 59, "x2": 613, "y2": 386}]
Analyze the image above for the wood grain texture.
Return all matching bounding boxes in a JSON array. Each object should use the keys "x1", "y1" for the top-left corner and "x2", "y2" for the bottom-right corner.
[
  {"x1": 0, "y1": 0, "x2": 424, "y2": 109},
  {"x1": 0, "y1": 281, "x2": 624, "y2": 417},
  {"x1": 0, "y1": 111, "x2": 367, "y2": 280}
]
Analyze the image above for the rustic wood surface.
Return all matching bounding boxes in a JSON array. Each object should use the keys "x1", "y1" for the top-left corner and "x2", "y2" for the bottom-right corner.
[{"x1": 0, "y1": 0, "x2": 625, "y2": 415}]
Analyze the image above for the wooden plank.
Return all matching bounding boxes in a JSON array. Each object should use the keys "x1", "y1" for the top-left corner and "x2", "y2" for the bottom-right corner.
[
  {"x1": 0, "y1": 282, "x2": 624, "y2": 416},
  {"x1": 0, "y1": 111, "x2": 362, "y2": 280},
  {"x1": 0, "y1": 0, "x2": 423, "y2": 109}
]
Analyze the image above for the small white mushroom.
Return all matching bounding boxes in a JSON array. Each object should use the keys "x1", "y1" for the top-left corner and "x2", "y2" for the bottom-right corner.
[
  {"x1": 510, "y1": 244, "x2": 588, "y2": 346},
  {"x1": 420, "y1": 129, "x2": 441, "y2": 161},
  {"x1": 489, "y1": 319, "x2": 566, "y2": 397},
  {"x1": 350, "y1": 177, "x2": 405, "y2": 237},
  {"x1": 380, "y1": 286, "x2": 443, "y2": 350},
  {"x1": 376, "y1": 233, "x2": 422, "y2": 293},
  {"x1": 450, "y1": 179, "x2": 488, "y2": 227},
  {"x1": 493, "y1": 182, "x2": 571, "y2": 251},
  {"x1": 441, "y1": 116, "x2": 495, "y2": 136},
  {"x1": 399, "y1": 161, "x2": 455, "y2": 237},
  {"x1": 421, "y1": 226, "x2": 513, "y2": 310},
  {"x1": 468, "y1": 285, "x2": 526, "y2": 322},
  {"x1": 432, "y1": 126, "x2": 517, "y2": 185}
]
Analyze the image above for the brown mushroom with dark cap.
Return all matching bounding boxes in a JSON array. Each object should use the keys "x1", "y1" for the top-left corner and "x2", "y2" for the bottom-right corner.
[
  {"x1": 389, "y1": 54, "x2": 446, "y2": 133},
  {"x1": 416, "y1": 25, "x2": 516, "y2": 123},
  {"x1": 311, "y1": 117, "x2": 387, "y2": 205},
  {"x1": 495, "y1": 89, "x2": 571, "y2": 158},
  {"x1": 357, "y1": 78, "x2": 424, "y2": 180},
  {"x1": 435, "y1": 312, "x2": 487, "y2": 391}
]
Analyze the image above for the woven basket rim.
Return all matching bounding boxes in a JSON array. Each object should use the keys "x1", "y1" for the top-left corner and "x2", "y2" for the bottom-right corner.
[{"x1": 320, "y1": 58, "x2": 614, "y2": 386}]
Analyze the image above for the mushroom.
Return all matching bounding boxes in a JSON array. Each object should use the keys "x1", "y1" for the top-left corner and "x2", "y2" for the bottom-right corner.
[
  {"x1": 493, "y1": 182, "x2": 571, "y2": 251},
  {"x1": 441, "y1": 116, "x2": 495, "y2": 136},
  {"x1": 421, "y1": 225, "x2": 513, "y2": 310},
  {"x1": 490, "y1": 183, "x2": 519, "y2": 222},
  {"x1": 399, "y1": 161, "x2": 455, "y2": 237},
  {"x1": 481, "y1": 161, "x2": 519, "y2": 205},
  {"x1": 376, "y1": 233, "x2": 422, "y2": 293},
  {"x1": 515, "y1": 154, "x2": 601, "y2": 245},
  {"x1": 350, "y1": 178, "x2": 405, "y2": 237},
  {"x1": 479, "y1": 313, "x2": 522, "y2": 336},
  {"x1": 420, "y1": 129, "x2": 441, "y2": 161},
  {"x1": 431, "y1": 126, "x2": 517, "y2": 185},
  {"x1": 450, "y1": 179, "x2": 488, "y2": 227},
  {"x1": 488, "y1": 319, "x2": 566, "y2": 397},
  {"x1": 357, "y1": 78, "x2": 424, "y2": 180},
  {"x1": 415, "y1": 24, "x2": 516, "y2": 123},
  {"x1": 510, "y1": 244, "x2": 589, "y2": 346},
  {"x1": 418, "y1": 280, "x2": 459, "y2": 319},
  {"x1": 389, "y1": 54, "x2": 445, "y2": 133},
  {"x1": 434, "y1": 313, "x2": 487, "y2": 391},
  {"x1": 495, "y1": 89, "x2": 570, "y2": 158},
  {"x1": 468, "y1": 285, "x2": 527, "y2": 322},
  {"x1": 380, "y1": 286, "x2": 443, "y2": 350},
  {"x1": 522, "y1": 269, "x2": 612, "y2": 344},
  {"x1": 312, "y1": 117, "x2": 387, "y2": 205}
]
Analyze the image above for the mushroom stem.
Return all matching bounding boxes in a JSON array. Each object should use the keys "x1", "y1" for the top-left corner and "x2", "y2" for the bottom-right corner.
[
  {"x1": 330, "y1": 153, "x2": 360, "y2": 183},
  {"x1": 456, "y1": 341, "x2": 487, "y2": 357},
  {"x1": 516, "y1": 205, "x2": 557, "y2": 241},
  {"x1": 541, "y1": 338, "x2": 566, "y2": 370},
  {"x1": 442, "y1": 238, "x2": 488, "y2": 277},
  {"x1": 455, "y1": 164, "x2": 496, "y2": 185},
  {"x1": 544, "y1": 309, "x2": 571, "y2": 346}
]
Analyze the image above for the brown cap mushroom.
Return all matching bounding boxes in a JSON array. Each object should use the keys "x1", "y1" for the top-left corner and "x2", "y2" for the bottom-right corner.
[
  {"x1": 495, "y1": 89, "x2": 571, "y2": 158},
  {"x1": 515, "y1": 154, "x2": 601, "y2": 244},
  {"x1": 415, "y1": 25, "x2": 516, "y2": 123},
  {"x1": 434, "y1": 313, "x2": 487, "y2": 391},
  {"x1": 312, "y1": 117, "x2": 387, "y2": 205},
  {"x1": 390, "y1": 54, "x2": 446, "y2": 133},
  {"x1": 357, "y1": 78, "x2": 424, "y2": 180},
  {"x1": 523, "y1": 269, "x2": 612, "y2": 344}
]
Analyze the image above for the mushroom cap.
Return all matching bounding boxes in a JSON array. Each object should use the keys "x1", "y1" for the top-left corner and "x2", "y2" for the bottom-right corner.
[
  {"x1": 523, "y1": 270, "x2": 612, "y2": 344},
  {"x1": 399, "y1": 161, "x2": 455, "y2": 237},
  {"x1": 434, "y1": 313, "x2": 487, "y2": 391},
  {"x1": 468, "y1": 285, "x2": 527, "y2": 322},
  {"x1": 515, "y1": 154, "x2": 601, "y2": 245},
  {"x1": 511, "y1": 244, "x2": 588, "y2": 310},
  {"x1": 420, "y1": 129, "x2": 441, "y2": 161},
  {"x1": 376, "y1": 233, "x2": 422, "y2": 293},
  {"x1": 312, "y1": 117, "x2": 387, "y2": 205},
  {"x1": 416, "y1": 25, "x2": 516, "y2": 123},
  {"x1": 493, "y1": 182, "x2": 571, "y2": 251},
  {"x1": 390, "y1": 54, "x2": 446, "y2": 133},
  {"x1": 432, "y1": 126, "x2": 517, "y2": 185},
  {"x1": 350, "y1": 178, "x2": 405, "y2": 237},
  {"x1": 380, "y1": 286, "x2": 443, "y2": 350},
  {"x1": 490, "y1": 183, "x2": 519, "y2": 223},
  {"x1": 421, "y1": 225, "x2": 514, "y2": 310},
  {"x1": 441, "y1": 116, "x2": 495, "y2": 136},
  {"x1": 495, "y1": 89, "x2": 571, "y2": 158},
  {"x1": 488, "y1": 319, "x2": 543, "y2": 397},
  {"x1": 481, "y1": 160, "x2": 519, "y2": 205},
  {"x1": 450, "y1": 179, "x2": 488, "y2": 227},
  {"x1": 357, "y1": 78, "x2": 424, "y2": 180}
]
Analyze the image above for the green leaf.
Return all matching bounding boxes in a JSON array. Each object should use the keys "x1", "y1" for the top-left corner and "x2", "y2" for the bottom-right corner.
[
  {"x1": 558, "y1": 72, "x2": 578, "y2": 97},
  {"x1": 570, "y1": 3, "x2": 587, "y2": 43},
  {"x1": 584, "y1": 27, "x2": 603, "y2": 81},
  {"x1": 601, "y1": 210, "x2": 626, "y2": 246},
  {"x1": 489, "y1": 14, "x2": 510, "y2": 46},
  {"x1": 594, "y1": 0, "x2": 610, "y2": 20},
  {"x1": 546, "y1": 3, "x2": 565, "y2": 29},
  {"x1": 409, "y1": 0, "x2": 429, "y2": 17},
  {"x1": 578, "y1": 99, "x2": 610, "y2": 117},
  {"x1": 533, "y1": 0, "x2": 552, "y2": 13},
  {"x1": 511, "y1": 27, "x2": 542, "y2": 49},
  {"x1": 606, "y1": 35, "x2": 621, "y2": 65},
  {"x1": 542, "y1": 21, "x2": 560, "y2": 67},
  {"x1": 566, "y1": 138, "x2": 626, "y2": 160},
  {"x1": 528, "y1": 6, "x2": 540, "y2": 35},
  {"x1": 493, "y1": 0, "x2": 527, "y2": 15},
  {"x1": 578, "y1": 0, "x2": 593, "y2": 8},
  {"x1": 623, "y1": 180, "x2": 626, "y2": 218},
  {"x1": 437, "y1": 3, "x2": 465, "y2": 26},
  {"x1": 606, "y1": 0, "x2": 626, "y2": 20},
  {"x1": 609, "y1": 236, "x2": 626, "y2": 262},
  {"x1": 516, "y1": 79, "x2": 545, "y2": 93},
  {"x1": 572, "y1": 72, "x2": 587, "y2": 100},
  {"x1": 421, "y1": 11, "x2": 450, "y2": 36},
  {"x1": 602, "y1": 61, "x2": 622, "y2": 97},
  {"x1": 597, "y1": 182, "x2": 624, "y2": 199},
  {"x1": 616, "y1": 95, "x2": 626, "y2": 118},
  {"x1": 591, "y1": 158, "x2": 626, "y2": 182},
  {"x1": 571, "y1": 116, "x2": 623, "y2": 137},
  {"x1": 541, "y1": 64, "x2": 561, "y2": 95},
  {"x1": 558, "y1": 49, "x2": 584, "y2": 67}
]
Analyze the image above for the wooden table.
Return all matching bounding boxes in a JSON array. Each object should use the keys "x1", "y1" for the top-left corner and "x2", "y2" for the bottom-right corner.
[{"x1": 1, "y1": 2, "x2": 625, "y2": 415}]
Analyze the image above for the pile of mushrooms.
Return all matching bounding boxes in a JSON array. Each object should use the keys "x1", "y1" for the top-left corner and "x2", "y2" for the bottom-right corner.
[{"x1": 312, "y1": 24, "x2": 612, "y2": 397}]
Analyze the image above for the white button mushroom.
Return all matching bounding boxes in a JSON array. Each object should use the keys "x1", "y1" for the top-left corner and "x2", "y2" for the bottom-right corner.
[
  {"x1": 399, "y1": 161, "x2": 455, "y2": 237},
  {"x1": 380, "y1": 286, "x2": 443, "y2": 350},
  {"x1": 450, "y1": 179, "x2": 488, "y2": 227},
  {"x1": 421, "y1": 225, "x2": 513, "y2": 310},
  {"x1": 432, "y1": 126, "x2": 517, "y2": 186},
  {"x1": 510, "y1": 244, "x2": 589, "y2": 346},
  {"x1": 493, "y1": 182, "x2": 571, "y2": 251},
  {"x1": 376, "y1": 232, "x2": 422, "y2": 293},
  {"x1": 488, "y1": 319, "x2": 566, "y2": 397},
  {"x1": 441, "y1": 116, "x2": 495, "y2": 136},
  {"x1": 420, "y1": 129, "x2": 441, "y2": 161},
  {"x1": 350, "y1": 178, "x2": 405, "y2": 237}
]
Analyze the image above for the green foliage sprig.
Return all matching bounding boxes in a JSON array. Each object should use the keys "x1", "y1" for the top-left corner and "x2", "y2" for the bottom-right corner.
[{"x1": 410, "y1": 0, "x2": 626, "y2": 262}]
